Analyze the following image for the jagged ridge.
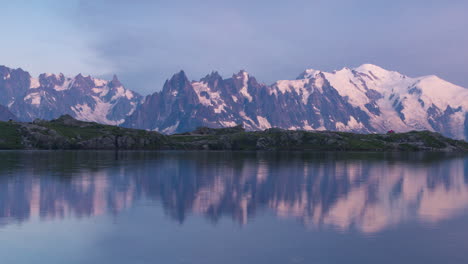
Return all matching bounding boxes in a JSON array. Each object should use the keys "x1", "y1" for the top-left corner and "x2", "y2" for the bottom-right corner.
[
  {"x1": 0, "y1": 65, "x2": 142, "y2": 125},
  {"x1": 123, "y1": 64, "x2": 468, "y2": 140}
]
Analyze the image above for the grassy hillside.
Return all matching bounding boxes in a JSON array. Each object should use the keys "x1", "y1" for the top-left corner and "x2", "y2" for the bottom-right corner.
[
  {"x1": 0, "y1": 115, "x2": 467, "y2": 152},
  {"x1": 0, "y1": 122, "x2": 23, "y2": 149},
  {"x1": 170, "y1": 128, "x2": 468, "y2": 152}
]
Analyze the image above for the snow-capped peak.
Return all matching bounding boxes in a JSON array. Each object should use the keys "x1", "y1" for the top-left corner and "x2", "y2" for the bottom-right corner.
[
  {"x1": 354, "y1": 63, "x2": 388, "y2": 73},
  {"x1": 93, "y1": 78, "x2": 108, "y2": 87},
  {"x1": 237, "y1": 70, "x2": 252, "y2": 102},
  {"x1": 233, "y1": 70, "x2": 249, "y2": 80},
  {"x1": 297, "y1": 69, "x2": 321, "y2": 80},
  {"x1": 353, "y1": 63, "x2": 409, "y2": 81},
  {"x1": 44, "y1": 73, "x2": 58, "y2": 78}
]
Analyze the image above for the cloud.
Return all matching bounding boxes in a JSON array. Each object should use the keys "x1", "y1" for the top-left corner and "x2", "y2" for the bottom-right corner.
[{"x1": 72, "y1": 0, "x2": 468, "y2": 94}]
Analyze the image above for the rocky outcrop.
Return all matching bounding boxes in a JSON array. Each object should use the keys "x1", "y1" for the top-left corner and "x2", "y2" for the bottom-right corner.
[
  {"x1": 180, "y1": 124, "x2": 245, "y2": 136},
  {"x1": 0, "y1": 66, "x2": 31, "y2": 107},
  {"x1": 0, "y1": 105, "x2": 17, "y2": 121},
  {"x1": 15, "y1": 115, "x2": 170, "y2": 150},
  {"x1": 2, "y1": 116, "x2": 467, "y2": 152},
  {"x1": 170, "y1": 127, "x2": 468, "y2": 152}
]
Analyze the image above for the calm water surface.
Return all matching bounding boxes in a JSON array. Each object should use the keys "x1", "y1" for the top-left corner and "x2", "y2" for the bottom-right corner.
[{"x1": 0, "y1": 151, "x2": 467, "y2": 264}]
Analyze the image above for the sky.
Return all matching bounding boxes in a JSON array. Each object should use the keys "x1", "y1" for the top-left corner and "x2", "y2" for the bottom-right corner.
[{"x1": 1, "y1": 0, "x2": 468, "y2": 95}]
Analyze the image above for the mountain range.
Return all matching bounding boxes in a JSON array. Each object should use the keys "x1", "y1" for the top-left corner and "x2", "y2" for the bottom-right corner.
[
  {"x1": 0, "y1": 65, "x2": 141, "y2": 125},
  {"x1": 1, "y1": 64, "x2": 468, "y2": 140}
]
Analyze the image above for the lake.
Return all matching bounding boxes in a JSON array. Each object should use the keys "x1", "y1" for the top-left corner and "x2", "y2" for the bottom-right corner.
[{"x1": 0, "y1": 151, "x2": 467, "y2": 264}]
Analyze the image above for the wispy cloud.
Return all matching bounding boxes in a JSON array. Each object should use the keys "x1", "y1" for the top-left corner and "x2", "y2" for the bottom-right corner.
[{"x1": 5, "y1": 0, "x2": 467, "y2": 94}]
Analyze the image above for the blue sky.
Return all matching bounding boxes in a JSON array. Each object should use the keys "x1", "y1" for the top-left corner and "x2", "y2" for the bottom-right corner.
[{"x1": 1, "y1": 0, "x2": 468, "y2": 94}]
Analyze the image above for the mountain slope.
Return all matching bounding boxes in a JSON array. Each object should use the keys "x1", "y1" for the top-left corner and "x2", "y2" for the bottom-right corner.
[
  {"x1": 0, "y1": 105, "x2": 17, "y2": 121},
  {"x1": 0, "y1": 66, "x2": 30, "y2": 107},
  {"x1": 0, "y1": 66, "x2": 142, "y2": 124},
  {"x1": 124, "y1": 64, "x2": 468, "y2": 140}
]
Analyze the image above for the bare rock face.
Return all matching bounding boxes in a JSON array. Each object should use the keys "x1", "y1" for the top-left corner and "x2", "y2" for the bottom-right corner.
[
  {"x1": 0, "y1": 66, "x2": 30, "y2": 107},
  {"x1": 0, "y1": 105, "x2": 17, "y2": 121}
]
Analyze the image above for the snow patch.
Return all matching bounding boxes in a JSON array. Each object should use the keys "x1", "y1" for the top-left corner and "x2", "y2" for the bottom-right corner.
[
  {"x1": 71, "y1": 96, "x2": 124, "y2": 125},
  {"x1": 302, "y1": 120, "x2": 313, "y2": 130},
  {"x1": 301, "y1": 69, "x2": 321, "y2": 79},
  {"x1": 335, "y1": 116, "x2": 365, "y2": 131},
  {"x1": 347, "y1": 116, "x2": 364, "y2": 130},
  {"x1": 192, "y1": 81, "x2": 227, "y2": 114},
  {"x1": 24, "y1": 92, "x2": 41, "y2": 105},
  {"x1": 92, "y1": 86, "x2": 110, "y2": 97},
  {"x1": 220, "y1": 121, "x2": 237, "y2": 127},
  {"x1": 257, "y1": 116, "x2": 271, "y2": 130},
  {"x1": 93, "y1": 78, "x2": 108, "y2": 87},
  {"x1": 272, "y1": 79, "x2": 312, "y2": 103},
  {"x1": 239, "y1": 111, "x2": 255, "y2": 128},
  {"x1": 54, "y1": 78, "x2": 73, "y2": 91},
  {"x1": 324, "y1": 68, "x2": 370, "y2": 107},
  {"x1": 273, "y1": 79, "x2": 309, "y2": 94},
  {"x1": 110, "y1": 86, "x2": 127, "y2": 102},
  {"x1": 354, "y1": 64, "x2": 389, "y2": 78},
  {"x1": 314, "y1": 75, "x2": 325, "y2": 90},
  {"x1": 125, "y1": 90, "x2": 134, "y2": 100},
  {"x1": 416, "y1": 76, "x2": 468, "y2": 110},
  {"x1": 239, "y1": 71, "x2": 253, "y2": 102},
  {"x1": 30, "y1": 77, "x2": 40, "y2": 89},
  {"x1": 192, "y1": 82, "x2": 211, "y2": 105},
  {"x1": 162, "y1": 121, "x2": 180, "y2": 134}
]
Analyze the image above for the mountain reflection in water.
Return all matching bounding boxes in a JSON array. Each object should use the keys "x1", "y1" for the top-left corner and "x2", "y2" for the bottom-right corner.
[{"x1": 0, "y1": 151, "x2": 467, "y2": 234}]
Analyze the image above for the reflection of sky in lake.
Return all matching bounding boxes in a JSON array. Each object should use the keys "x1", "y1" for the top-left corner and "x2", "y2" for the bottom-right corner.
[{"x1": 0, "y1": 151, "x2": 467, "y2": 234}]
